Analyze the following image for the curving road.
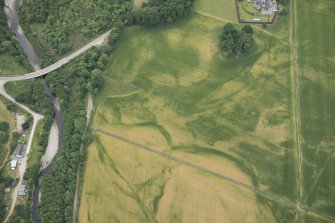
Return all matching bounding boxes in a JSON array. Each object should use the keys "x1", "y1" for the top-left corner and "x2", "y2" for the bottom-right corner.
[{"x1": 0, "y1": 31, "x2": 111, "y2": 82}]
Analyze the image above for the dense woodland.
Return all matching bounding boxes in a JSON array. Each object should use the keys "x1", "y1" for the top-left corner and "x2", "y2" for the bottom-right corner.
[
  {"x1": 0, "y1": 9, "x2": 31, "y2": 70},
  {"x1": 132, "y1": 0, "x2": 195, "y2": 25},
  {"x1": 220, "y1": 23, "x2": 255, "y2": 57},
  {"x1": 19, "y1": 0, "x2": 132, "y2": 56}
]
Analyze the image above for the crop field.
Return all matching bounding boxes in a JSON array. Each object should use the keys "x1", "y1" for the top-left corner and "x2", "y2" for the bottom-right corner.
[
  {"x1": 0, "y1": 99, "x2": 15, "y2": 166},
  {"x1": 77, "y1": 5, "x2": 303, "y2": 221},
  {"x1": 296, "y1": 0, "x2": 335, "y2": 218},
  {"x1": 79, "y1": 134, "x2": 280, "y2": 223}
]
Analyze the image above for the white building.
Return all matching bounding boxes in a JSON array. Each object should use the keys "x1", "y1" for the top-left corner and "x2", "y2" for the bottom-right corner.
[{"x1": 10, "y1": 160, "x2": 18, "y2": 170}]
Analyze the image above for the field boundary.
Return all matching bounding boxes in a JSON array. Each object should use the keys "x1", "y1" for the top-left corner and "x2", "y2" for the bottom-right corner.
[{"x1": 290, "y1": 0, "x2": 305, "y2": 222}]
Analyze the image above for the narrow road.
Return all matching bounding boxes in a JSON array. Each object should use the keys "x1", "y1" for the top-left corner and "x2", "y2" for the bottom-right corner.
[
  {"x1": 290, "y1": 0, "x2": 305, "y2": 222},
  {"x1": 0, "y1": 81, "x2": 44, "y2": 223},
  {"x1": 0, "y1": 31, "x2": 110, "y2": 82}
]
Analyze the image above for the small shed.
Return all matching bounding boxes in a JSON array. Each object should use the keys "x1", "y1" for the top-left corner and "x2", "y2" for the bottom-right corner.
[
  {"x1": 13, "y1": 144, "x2": 26, "y2": 158},
  {"x1": 21, "y1": 122, "x2": 30, "y2": 131},
  {"x1": 10, "y1": 160, "x2": 18, "y2": 170},
  {"x1": 18, "y1": 185, "x2": 26, "y2": 198}
]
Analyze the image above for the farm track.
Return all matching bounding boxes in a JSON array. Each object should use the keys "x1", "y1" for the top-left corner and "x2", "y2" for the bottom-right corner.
[
  {"x1": 290, "y1": 0, "x2": 305, "y2": 222},
  {"x1": 93, "y1": 127, "x2": 335, "y2": 222},
  {"x1": 195, "y1": 11, "x2": 285, "y2": 41}
]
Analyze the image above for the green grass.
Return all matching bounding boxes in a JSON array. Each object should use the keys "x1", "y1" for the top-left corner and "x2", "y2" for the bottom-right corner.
[
  {"x1": 193, "y1": 0, "x2": 238, "y2": 22},
  {"x1": 297, "y1": 0, "x2": 335, "y2": 217},
  {"x1": 91, "y1": 11, "x2": 297, "y2": 222},
  {"x1": 0, "y1": 54, "x2": 29, "y2": 76},
  {"x1": 27, "y1": 121, "x2": 44, "y2": 167}
]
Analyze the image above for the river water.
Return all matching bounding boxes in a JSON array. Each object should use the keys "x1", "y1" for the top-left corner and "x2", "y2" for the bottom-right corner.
[
  {"x1": 4, "y1": 0, "x2": 40, "y2": 69},
  {"x1": 3, "y1": 1, "x2": 64, "y2": 222}
]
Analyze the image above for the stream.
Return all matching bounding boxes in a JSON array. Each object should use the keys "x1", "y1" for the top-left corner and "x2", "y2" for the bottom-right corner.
[{"x1": 3, "y1": 0, "x2": 64, "y2": 222}]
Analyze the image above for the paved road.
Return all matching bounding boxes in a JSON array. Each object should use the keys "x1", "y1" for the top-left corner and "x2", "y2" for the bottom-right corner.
[{"x1": 0, "y1": 31, "x2": 110, "y2": 81}]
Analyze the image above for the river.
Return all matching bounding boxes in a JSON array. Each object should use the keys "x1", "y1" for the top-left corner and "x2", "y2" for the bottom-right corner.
[
  {"x1": 3, "y1": 0, "x2": 64, "y2": 222},
  {"x1": 31, "y1": 84, "x2": 64, "y2": 223},
  {"x1": 4, "y1": 0, "x2": 39, "y2": 70}
]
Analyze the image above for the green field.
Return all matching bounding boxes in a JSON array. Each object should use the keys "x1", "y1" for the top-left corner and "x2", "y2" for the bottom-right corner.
[
  {"x1": 78, "y1": 2, "x2": 302, "y2": 221},
  {"x1": 193, "y1": 0, "x2": 238, "y2": 22},
  {"x1": 296, "y1": 0, "x2": 335, "y2": 218},
  {"x1": 0, "y1": 54, "x2": 29, "y2": 76}
]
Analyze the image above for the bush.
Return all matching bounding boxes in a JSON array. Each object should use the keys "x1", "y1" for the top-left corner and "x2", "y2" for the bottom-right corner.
[{"x1": 0, "y1": 122, "x2": 9, "y2": 131}]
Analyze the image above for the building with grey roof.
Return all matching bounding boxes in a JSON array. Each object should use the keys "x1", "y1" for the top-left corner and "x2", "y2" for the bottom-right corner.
[
  {"x1": 13, "y1": 144, "x2": 26, "y2": 158},
  {"x1": 249, "y1": 0, "x2": 277, "y2": 15},
  {"x1": 18, "y1": 185, "x2": 26, "y2": 198}
]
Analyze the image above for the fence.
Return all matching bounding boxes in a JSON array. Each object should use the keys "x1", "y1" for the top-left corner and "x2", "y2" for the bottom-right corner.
[{"x1": 235, "y1": 0, "x2": 279, "y2": 24}]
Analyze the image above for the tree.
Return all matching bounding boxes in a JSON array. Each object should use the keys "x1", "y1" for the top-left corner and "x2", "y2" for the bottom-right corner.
[
  {"x1": 239, "y1": 32, "x2": 254, "y2": 53},
  {"x1": 242, "y1": 25, "x2": 253, "y2": 34}
]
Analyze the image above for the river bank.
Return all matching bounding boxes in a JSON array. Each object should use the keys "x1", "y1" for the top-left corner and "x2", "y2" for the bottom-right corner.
[
  {"x1": 3, "y1": 0, "x2": 63, "y2": 222},
  {"x1": 4, "y1": 0, "x2": 39, "y2": 70}
]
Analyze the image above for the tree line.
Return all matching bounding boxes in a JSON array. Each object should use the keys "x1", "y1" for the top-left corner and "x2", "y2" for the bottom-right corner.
[
  {"x1": 131, "y1": 0, "x2": 195, "y2": 25},
  {"x1": 0, "y1": 169, "x2": 12, "y2": 222}
]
